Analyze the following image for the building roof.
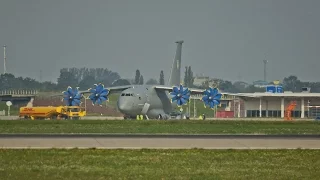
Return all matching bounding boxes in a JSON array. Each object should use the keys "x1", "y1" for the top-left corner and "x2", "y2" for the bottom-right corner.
[{"x1": 236, "y1": 92, "x2": 320, "y2": 98}]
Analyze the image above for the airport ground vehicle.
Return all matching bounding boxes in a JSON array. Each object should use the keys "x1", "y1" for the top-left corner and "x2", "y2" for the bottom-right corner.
[{"x1": 19, "y1": 106, "x2": 86, "y2": 120}]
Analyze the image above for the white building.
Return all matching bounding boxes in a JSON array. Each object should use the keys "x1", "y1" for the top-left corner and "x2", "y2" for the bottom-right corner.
[
  {"x1": 193, "y1": 76, "x2": 209, "y2": 87},
  {"x1": 236, "y1": 92, "x2": 320, "y2": 119}
]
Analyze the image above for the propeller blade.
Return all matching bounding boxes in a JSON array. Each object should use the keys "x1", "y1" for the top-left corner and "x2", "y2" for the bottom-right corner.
[
  {"x1": 182, "y1": 95, "x2": 190, "y2": 100},
  {"x1": 89, "y1": 93, "x2": 96, "y2": 100},
  {"x1": 180, "y1": 98, "x2": 186, "y2": 105},
  {"x1": 179, "y1": 84, "x2": 184, "y2": 93},
  {"x1": 214, "y1": 93, "x2": 222, "y2": 100},
  {"x1": 74, "y1": 93, "x2": 82, "y2": 99},
  {"x1": 210, "y1": 101, "x2": 214, "y2": 108},
  {"x1": 183, "y1": 88, "x2": 189, "y2": 94},
  {"x1": 211, "y1": 88, "x2": 218, "y2": 97},
  {"x1": 171, "y1": 96, "x2": 178, "y2": 102},
  {"x1": 172, "y1": 86, "x2": 179, "y2": 93},
  {"x1": 67, "y1": 86, "x2": 73, "y2": 94},
  {"x1": 63, "y1": 91, "x2": 70, "y2": 96},
  {"x1": 73, "y1": 99, "x2": 81, "y2": 106},
  {"x1": 213, "y1": 99, "x2": 220, "y2": 106},
  {"x1": 202, "y1": 96, "x2": 208, "y2": 101},
  {"x1": 99, "y1": 96, "x2": 108, "y2": 102},
  {"x1": 100, "y1": 89, "x2": 109, "y2": 96},
  {"x1": 96, "y1": 83, "x2": 104, "y2": 93},
  {"x1": 204, "y1": 90, "x2": 210, "y2": 96},
  {"x1": 97, "y1": 98, "x2": 102, "y2": 105}
]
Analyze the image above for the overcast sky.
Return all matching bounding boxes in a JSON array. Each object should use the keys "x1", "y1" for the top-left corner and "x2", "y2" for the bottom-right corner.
[{"x1": 0, "y1": 0, "x2": 319, "y2": 84}]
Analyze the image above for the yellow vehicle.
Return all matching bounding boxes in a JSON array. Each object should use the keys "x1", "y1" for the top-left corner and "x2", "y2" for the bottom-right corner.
[{"x1": 19, "y1": 106, "x2": 86, "y2": 120}]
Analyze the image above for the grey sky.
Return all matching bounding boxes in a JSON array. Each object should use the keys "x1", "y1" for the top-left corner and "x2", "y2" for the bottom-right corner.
[{"x1": 0, "y1": 0, "x2": 319, "y2": 84}]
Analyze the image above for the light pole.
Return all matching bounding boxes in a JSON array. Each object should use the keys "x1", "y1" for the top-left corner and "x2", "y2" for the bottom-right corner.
[
  {"x1": 263, "y1": 59, "x2": 268, "y2": 82},
  {"x1": 3, "y1": 45, "x2": 6, "y2": 74}
]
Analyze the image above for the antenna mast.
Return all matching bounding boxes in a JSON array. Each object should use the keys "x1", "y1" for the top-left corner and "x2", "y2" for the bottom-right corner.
[
  {"x1": 3, "y1": 45, "x2": 6, "y2": 74},
  {"x1": 263, "y1": 54, "x2": 268, "y2": 82}
]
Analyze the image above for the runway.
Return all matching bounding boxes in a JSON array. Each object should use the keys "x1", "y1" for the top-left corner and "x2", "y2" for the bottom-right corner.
[{"x1": 0, "y1": 134, "x2": 319, "y2": 149}]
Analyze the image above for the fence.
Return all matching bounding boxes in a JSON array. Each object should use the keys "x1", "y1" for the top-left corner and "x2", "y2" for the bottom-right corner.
[
  {"x1": 0, "y1": 110, "x2": 5, "y2": 116},
  {"x1": 0, "y1": 89, "x2": 38, "y2": 95}
]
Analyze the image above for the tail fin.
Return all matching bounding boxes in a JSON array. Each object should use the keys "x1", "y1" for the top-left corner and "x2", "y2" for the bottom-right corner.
[{"x1": 168, "y1": 40, "x2": 184, "y2": 86}]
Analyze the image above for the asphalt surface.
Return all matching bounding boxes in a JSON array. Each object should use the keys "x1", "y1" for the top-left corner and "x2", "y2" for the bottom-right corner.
[{"x1": 0, "y1": 134, "x2": 319, "y2": 149}]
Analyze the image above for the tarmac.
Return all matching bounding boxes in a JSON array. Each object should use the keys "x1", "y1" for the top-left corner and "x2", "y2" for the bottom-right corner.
[{"x1": 0, "y1": 134, "x2": 319, "y2": 149}]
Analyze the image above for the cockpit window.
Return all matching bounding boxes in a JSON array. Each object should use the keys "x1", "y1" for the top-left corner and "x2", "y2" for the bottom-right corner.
[{"x1": 121, "y1": 93, "x2": 134, "y2": 96}]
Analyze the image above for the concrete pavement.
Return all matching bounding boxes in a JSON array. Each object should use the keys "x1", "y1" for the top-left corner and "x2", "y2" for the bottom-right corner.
[{"x1": 0, "y1": 134, "x2": 319, "y2": 149}]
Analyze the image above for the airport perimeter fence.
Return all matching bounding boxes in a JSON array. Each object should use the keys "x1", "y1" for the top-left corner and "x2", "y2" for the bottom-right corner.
[{"x1": 0, "y1": 89, "x2": 38, "y2": 95}]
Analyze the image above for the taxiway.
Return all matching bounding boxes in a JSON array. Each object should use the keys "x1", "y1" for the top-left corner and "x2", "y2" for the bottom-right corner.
[{"x1": 0, "y1": 134, "x2": 319, "y2": 149}]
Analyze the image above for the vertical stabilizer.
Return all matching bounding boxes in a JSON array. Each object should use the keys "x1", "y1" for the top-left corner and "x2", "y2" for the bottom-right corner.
[{"x1": 168, "y1": 41, "x2": 183, "y2": 86}]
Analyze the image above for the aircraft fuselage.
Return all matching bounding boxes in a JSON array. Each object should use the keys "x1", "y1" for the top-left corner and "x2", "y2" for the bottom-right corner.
[{"x1": 116, "y1": 85, "x2": 178, "y2": 119}]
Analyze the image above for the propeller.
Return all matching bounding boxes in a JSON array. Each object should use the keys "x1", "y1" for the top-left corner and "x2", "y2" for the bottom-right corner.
[
  {"x1": 201, "y1": 87, "x2": 222, "y2": 109},
  {"x1": 170, "y1": 84, "x2": 190, "y2": 106},
  {"x1": 62, "y1": 86, "x2": 82, "y2": 106},
  {"x1": 88, "y1": 83, "x2": 109, "y2": 106}
]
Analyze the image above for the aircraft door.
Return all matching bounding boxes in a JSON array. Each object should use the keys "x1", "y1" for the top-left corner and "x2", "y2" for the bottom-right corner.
[{"x1": 141, "y1": 103, "x2": 150, "y2": 115}]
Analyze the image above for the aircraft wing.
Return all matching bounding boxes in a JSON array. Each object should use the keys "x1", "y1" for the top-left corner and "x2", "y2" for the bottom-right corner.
[
  {"x1": 50, "y1": 85, "x2": 133, "y2": 97},
  {"x1": 79, "y1": 85, "x2": 133, "y2": 95},
  {"x1": 153, "y1": 85, "x2": 241, "y2": 96}
]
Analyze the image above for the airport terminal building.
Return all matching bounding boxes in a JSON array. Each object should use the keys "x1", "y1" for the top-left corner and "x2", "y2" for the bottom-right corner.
[
  {"x1": 192, "y1": 85, "x2": 320, "y2": 119},
  {"x1": 234, "y1": 86, "x2": 320, "y2": 119}
]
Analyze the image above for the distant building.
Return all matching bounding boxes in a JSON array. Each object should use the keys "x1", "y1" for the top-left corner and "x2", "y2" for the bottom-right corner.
[
  {"x1": 193, "y1": 76, "x2": 209, "y2": 87},
  {"x1": 253, "y1": 80, "x2": 269, "y2": 88}
]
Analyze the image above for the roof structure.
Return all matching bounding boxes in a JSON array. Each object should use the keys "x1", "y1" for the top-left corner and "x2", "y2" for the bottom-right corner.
[{"x1": 235, "y1": 92, "x2": 320, "y2": 98}]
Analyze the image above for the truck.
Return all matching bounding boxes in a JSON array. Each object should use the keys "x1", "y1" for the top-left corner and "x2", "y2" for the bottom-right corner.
[{"x1": 19, "y1": 106, "x2": 86, "y2": 120}]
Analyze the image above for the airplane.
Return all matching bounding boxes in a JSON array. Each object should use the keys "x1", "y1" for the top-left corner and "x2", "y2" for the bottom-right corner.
[{"x1": 61, "y1": 41, "x2": 237, "y2": 119}]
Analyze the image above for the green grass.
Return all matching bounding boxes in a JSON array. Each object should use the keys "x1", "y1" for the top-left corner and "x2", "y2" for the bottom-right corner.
[
  {"x1": 0, "y1": 102, "x2": 19, "y2": 115},
  {"x1": 0, "y1": 120, "x2": 319, "y2": 134},
  {"x1": 0, "y1": 149, "x2": 319, "y2": 180}
]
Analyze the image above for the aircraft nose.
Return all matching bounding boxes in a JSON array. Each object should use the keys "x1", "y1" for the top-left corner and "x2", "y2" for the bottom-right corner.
[{"x1": 117, "y1": 98, "x2": 131, "y2": 112}]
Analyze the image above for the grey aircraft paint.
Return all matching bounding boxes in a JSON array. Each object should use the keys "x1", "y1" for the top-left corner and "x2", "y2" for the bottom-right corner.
[
  {"x1": 168, "y1": 41, "x2": 183, "y2": 87},
  {"x1": 80, "y1": 41, "x2": 203, "y2": 119},
  {"x1": 113, "y1": 41, "x2": 184, "y2": 119}
]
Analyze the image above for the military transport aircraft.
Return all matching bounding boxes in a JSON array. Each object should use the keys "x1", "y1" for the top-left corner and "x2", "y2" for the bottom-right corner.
[{"x1": 61, "y1": 41, "x2": 237, "y2": 119}]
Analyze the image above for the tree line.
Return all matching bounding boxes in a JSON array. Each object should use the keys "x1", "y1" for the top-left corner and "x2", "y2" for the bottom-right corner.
[
  {"x1": 0, "y1": 68, "x2": 166, "y2": 91},
  {"x1": 0, "y1": 66, "x2": 319, "y2": 93}
]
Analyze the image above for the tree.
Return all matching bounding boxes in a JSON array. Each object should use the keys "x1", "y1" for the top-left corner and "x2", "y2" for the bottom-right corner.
[
  {"x1": 111, "y1": 79, "x2": 131, "y2": 86},
  {"x1": 78, "y1": 75, "x2": 96, "y2": 90},
  {"x1": 146, "y1": 78, "x2": 158, "y2": 85},
  {"x1": 184, "y1": 66, "x2": 189, "y2": 87},
  {"x1": 183, "y1": 66, "x2": 194, "y2": 87},
  {"x1": 283, "y1": 75, "x2": 302, "y2": 92},
  {"x1": 135, "y1": 69, "x2": 141, "y2": 85},
  {"x1": 188, "y1": 66, "x2": 194, "y2": 87},
  {"x1": 57, "y1": 69, "x2": 78, "y2": 90},
  {"x1": 159, "y1": 70, "x2": 165, "y2": 85},
  {"x1": 139, "y1": 75, "x2": 144, "y2": 85}
]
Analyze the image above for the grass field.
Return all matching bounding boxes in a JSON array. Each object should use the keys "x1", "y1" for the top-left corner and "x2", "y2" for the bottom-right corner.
[
  {"x1": 0, "y1": 149, "x2": 319, "y2": 180},
  {"x1": 0, "y1": 120, "x2": 319, "y2": 134}
]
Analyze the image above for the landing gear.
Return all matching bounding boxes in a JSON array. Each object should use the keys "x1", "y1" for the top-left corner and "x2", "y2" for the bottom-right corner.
[{"x1": 123, "y1": 115, "x2": 135, "y2": 120}]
